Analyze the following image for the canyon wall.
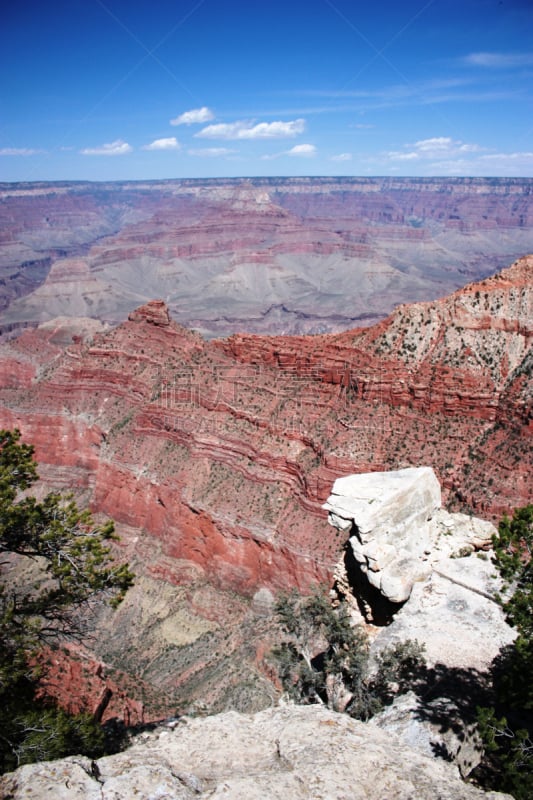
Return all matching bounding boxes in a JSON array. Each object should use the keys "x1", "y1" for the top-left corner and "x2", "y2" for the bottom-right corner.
[
  {"x1": 0, "y1": 255, "x2": 530, "y2": 721},
  {"x1": 2, "y1": 177, "x2": 533, "y2": 338},
  {"x1": 0, "y1": 257, "x2": 530, "y2": 593}
]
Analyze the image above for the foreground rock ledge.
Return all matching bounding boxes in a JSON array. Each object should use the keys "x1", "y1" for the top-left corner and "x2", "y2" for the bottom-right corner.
[{"x1": 0, "y1": 705, "x2": 511, "y2": 800}]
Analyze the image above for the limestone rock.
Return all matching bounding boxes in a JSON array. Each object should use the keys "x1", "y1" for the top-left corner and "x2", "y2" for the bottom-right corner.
[
  {"x1": 325, "y1": 468, "x2": 516, "y2": 671},
  {"x1": 251, "y1": 587, "x2": 275, "y2": 615},
  {"x1": 372, "y1": 554, "x2": 516, "y2": 671},
  {"x1": 323, "y1": 467, "x2": 441, "y2": 541},
  {"x1": 0, "y1": 757, "x2": 102, "y2": 800},
  {"x1": 430, "y1": 509, "x2": 497, "y2": 559},
  {"x1": 325, "y1": 467, "x2": 505, "y2": 611},
  {"x1": 324, "y1": 467, "x2": 441, "y2": 603},
  {"x1": 371, "y1": 691, "x2": 483, "y2": 778},
  {"x1": 0, "y1": 705, "x2": 513, "y2": 800}
]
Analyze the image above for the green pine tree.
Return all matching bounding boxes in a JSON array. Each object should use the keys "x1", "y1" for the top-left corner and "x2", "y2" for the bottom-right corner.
[
  {"x1": 272, "y1": 587, "x2": 425, "y2": 719},
  {"x1": 0, "y1": 429, "x2": 134, "y2": 773},
  {"x1": 476, "y1": 505, "x2": 533, "y2": 799}
]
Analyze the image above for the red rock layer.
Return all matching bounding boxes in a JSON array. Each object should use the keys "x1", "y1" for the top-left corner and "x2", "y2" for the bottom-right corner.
[
  {"x1": 0, "y1": 255, "x2": 530, "y2": 723},
  {"x1": 34, "y1": 644, "x2": 146, "y2": 726},
  {"x1": 0, "y1": 256, "x2": 530, "y2": 603}
]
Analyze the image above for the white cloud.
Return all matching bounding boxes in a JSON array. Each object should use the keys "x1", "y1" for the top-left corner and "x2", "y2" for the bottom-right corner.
[
  {"x1": 261, "y1": 142, "x2": 316, "y2": 160},
  {"x1": 170, "y1": 107, "x2": 214, "y2": 126},
  {"x1": 387, "y1": 137, "x2": 484, "y2": 162},
  {"x1": 188, "y1": 147, "x2": 236, "y2": 157},
  {"x1": 330, "y1": 153, "x2": 352, "y2": 162},
  {"x1": 425, "y1": 159, "x2": 471, "y2": 175},
  {"x1": 142, "y1": 137, "x2": 180, "y2": 151},
  {"x1": 415, "y1": 137, "x2": 454, "y2": 152},
  {"x1": 379, "y1": 145, "x2": 533, "y2": 177},
  {"x1": 287, "y1": 144, "x2": 316, "y2": 157},
  {"x1": 418, "y1": 138, "x2": 483, "y2": 156},
  {"x1": 413, "y1": 137, "x2": 481, "y2": 154},
  {"x1": 0, "y1": 147, "x2": 41, "y2": 156},
  {"x1": 81, "y1": 139, "x2": 132, "y2": 156},
  {"x1": 422, "y1": 151, "x2": 533, "y2": 176},
  {"x1": 481, "y1": 151, "x2": 533, "y2": 161},
  {"x1": 464, "y1": 52, "x2": 533, "y2": 68},
  {"x1": 386, "y1": 151, "x2": 420, "y2": 161},
  {"x1": 479, "y1": 151, "x2": 533, "y2": 171},
  {"x1": 196, "y1": 118, "x2": 305, "y2": 140}
]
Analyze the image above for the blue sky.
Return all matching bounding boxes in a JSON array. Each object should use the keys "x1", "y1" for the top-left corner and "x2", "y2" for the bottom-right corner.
[{"x1": 1, "y1": 0, "x2": 532, "y2": 181}]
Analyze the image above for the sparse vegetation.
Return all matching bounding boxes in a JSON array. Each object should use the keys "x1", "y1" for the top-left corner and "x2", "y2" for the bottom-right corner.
[
  {"x1": 271, "y1": 588, "x2": 425, "y2": 719},
  {"x1": 0, "y1": 429, "x2": 134, "y2": 773},
  {"x1": 475, "y1": 505, "x2": 533, "y2": 799}
]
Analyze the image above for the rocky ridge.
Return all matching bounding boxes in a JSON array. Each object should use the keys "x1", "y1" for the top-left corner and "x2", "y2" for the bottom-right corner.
[{"x1": 219, "y1": 255, "x2": 532, "y2": 515}]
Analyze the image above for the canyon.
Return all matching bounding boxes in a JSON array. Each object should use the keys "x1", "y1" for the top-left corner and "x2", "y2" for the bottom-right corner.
[
  {"x1": 1, "y1": 177, "x2": 533, "y2": 338},
  {"x1": 0, "y1": 253, "x2": 530, "y2": 724}
]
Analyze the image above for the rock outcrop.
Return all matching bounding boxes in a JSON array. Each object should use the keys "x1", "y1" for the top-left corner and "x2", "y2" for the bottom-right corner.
[
  {"x1": 0, "y1": 704, "x2": 513, "y2": 800},
  {"x1": 373, "y1": 548, "x2": 516, "y2": 671},
  {"x1": 324, "y1": 466, "x2": 502, "y2": 607},
  {"x1": 324, "y1": 467, "x2": 515, "y2": 669},
  {"x1": 128, "y1": 300, "x2": 171, "y2": 327},
  {"x1": 371, "y1": 691, "x2": 483, "y2": 779},
  {"x1": 324, "y1": 467, "x2": 441, "y2": 602}
]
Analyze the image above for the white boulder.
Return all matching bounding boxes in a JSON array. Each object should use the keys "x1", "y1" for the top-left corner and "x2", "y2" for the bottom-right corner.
[
  {"x1": 324, "y1": 467, "x2": 516, "y2": 671},
  {"x1": 324, "y1": 467, "x2": 441, "y2": 603}
]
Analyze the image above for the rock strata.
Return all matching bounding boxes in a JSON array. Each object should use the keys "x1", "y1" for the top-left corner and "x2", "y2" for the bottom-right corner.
[
  {"x1": 220, "y1": 255, "x2": 532, "y2": 517},
  {"x1": 2, "y1": 177, "x2": 533, "y2": 338},
  {"x1": 0, "y1": 705, "x2": 513, "y2": 800},
  {"x1": 128, "y1": 299, "x2": 171, "y2": 326},
  {"x1": 0, "y1": 257, "x2": 529, "y2": 720}
]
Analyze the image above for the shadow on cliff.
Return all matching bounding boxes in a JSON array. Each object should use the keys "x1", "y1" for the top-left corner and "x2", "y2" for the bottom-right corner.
[
  {"x1": 405, "y1": 661, "x2": 493, "y2": 767},
  {"x1": 416, "y1": 662, "x2": 493, "y2": 714},
  {"x1": 341, "y1": 542, "x2": 405, "y2": 626}
]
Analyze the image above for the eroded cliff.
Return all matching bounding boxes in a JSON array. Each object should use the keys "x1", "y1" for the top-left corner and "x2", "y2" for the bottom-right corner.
[
  {"x1": 0, "y1": 256, "x2": 530, "y2": 721},
  {"x1": 2, "y1": 177, "x2": 533, "y2": 338}
]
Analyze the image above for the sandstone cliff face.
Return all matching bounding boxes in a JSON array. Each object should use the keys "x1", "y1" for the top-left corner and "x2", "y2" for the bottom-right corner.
[
  {"x1": 0, "y1": 259, "x2": 530, "y2": 722},
  {"x1": 219, "y1": 255, "x2": 532, "y2": 516},
  {"x1": 0, "y1": 705, "x2": 513, "y2": 800},
  {"x1": 0, "y1": 261, "x2": 530, "y2": 589},
  {"x1": 2, "y1": 177, "x2": 533, "y2": 338}
]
